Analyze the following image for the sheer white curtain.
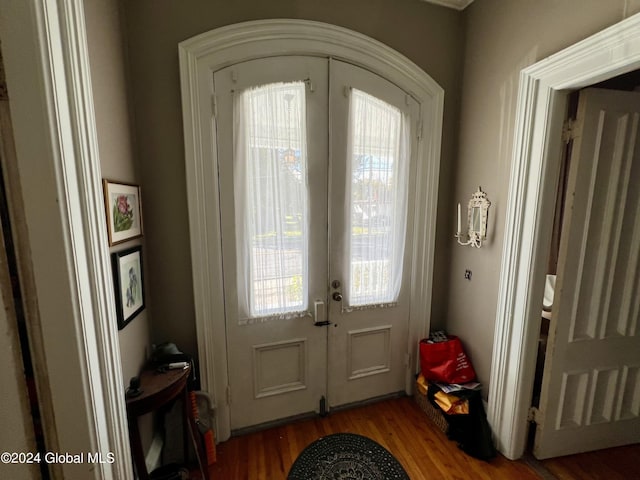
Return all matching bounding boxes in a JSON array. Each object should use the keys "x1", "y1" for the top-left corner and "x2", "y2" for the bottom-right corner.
[
  {"x1": 344, "y1": 88, "x2": 410, "y2": 308},
  {"x1": 233, "y1": 82, "x2": 309, "y2": 320}
]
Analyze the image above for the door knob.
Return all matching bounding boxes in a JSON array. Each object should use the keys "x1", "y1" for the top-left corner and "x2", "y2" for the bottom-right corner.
[{"x1": 332, "y1": 292, "x2": 343, "y2": 302}]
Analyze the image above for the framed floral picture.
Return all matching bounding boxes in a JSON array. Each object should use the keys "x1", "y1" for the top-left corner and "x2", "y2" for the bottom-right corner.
[
  {"x1": 112, "y1": 245, "x2": 145, "y2": 330},
  {"x1": 103, "y1": 180, "x2": 143, "y2": 245}
]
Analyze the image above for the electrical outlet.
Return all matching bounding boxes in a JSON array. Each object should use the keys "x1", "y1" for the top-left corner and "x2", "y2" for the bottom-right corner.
[{"x1": 464, "y1": 269, "x2": 472, "y2": 281}]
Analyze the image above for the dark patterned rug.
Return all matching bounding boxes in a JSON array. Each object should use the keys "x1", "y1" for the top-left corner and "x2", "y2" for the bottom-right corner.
[{"x1": 287, "y1": 432, "x2": 410, "y2": 480}]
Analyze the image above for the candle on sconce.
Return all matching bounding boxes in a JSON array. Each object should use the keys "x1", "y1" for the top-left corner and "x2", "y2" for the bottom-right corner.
[{"x1": 457, "y1": 203, "x2": 461, "y2": 234}]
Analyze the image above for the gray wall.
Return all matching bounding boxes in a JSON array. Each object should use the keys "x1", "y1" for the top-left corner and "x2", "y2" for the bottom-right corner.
[
  {"x1": 0, "y1": 127, "x2": 37, "y2": 479},
  {"x1": 85, "y1": 0, "x2": 155, "y2": 455},
  {"x1": 0, "y1": 305, "x2": 35, "y2": 478},
  {"x1": 84, "y1": 0, "x2": 150, "y2": 386},
  {"x1": 121, "y1": 0, "x2": 465, "y2": 357},
  {"x1": 448, "y1": 0, "x2": 640, "y2": 394},
  {"x1": 0, "y1": 46, "x2": 38, "y2": 480},
  {"x1": 121, "y1": 0, "x2": 640, "y2": 401}
]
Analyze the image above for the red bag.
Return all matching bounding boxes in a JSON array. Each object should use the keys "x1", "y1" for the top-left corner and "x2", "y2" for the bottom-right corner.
[{"x1": 419, "y1": 335, "x2": 476, "y2": 384}]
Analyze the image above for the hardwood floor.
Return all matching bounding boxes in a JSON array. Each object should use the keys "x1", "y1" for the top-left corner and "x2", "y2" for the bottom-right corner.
[
  {"x1": 207, "y1": 396, "x2": 640, "y2": 479},
  {"x1": 540, "y1": 444, "x2": 640, "y2": 480},
  {"x1": 210, "y1": 396, "x2": 540, "y2": 479}
]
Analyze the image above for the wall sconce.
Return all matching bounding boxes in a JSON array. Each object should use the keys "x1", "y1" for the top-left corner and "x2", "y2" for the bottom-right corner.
[{"x1": 456, "y1": 187, "x2": 491, "y2": 248}]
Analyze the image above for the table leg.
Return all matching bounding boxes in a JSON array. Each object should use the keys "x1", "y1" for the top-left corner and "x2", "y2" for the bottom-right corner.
[
  {"x1": 182, "y1": 388, "x2": 190, "y2": 466},
  {"x1": 127, "y1": 415, "x2": 149, "y2": 480}
]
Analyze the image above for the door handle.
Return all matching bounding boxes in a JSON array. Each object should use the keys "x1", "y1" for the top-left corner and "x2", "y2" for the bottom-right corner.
[{"x1": 332, "y1": 292, "x2": 343, "y2": 302}]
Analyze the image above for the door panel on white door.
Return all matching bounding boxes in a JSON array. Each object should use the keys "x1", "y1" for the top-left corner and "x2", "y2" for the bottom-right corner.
[
  {"x1": 214, "y1": 57, "x2": 329, "y2": 430},
  {"x1": 346, "y1": 326, "x2": 392, "y2": 379},
  {"x1": 327, "y1": 59, "x2": 418, "y2": 407},
  {"x1": 252, "y1": 338, "x2": 307, "y2": 398},
  {"x1": 534, "y1": 88, "x2": 640, "y2": 459}
]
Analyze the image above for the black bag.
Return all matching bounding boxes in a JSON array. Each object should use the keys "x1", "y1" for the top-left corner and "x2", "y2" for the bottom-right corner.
[{"x1": 427, "y1": 383, "x2": 496, "y2": 461}]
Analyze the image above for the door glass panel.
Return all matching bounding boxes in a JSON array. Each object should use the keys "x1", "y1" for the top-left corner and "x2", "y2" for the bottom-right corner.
[
  {"x1": 346, "y1": 89, "x2": 410, "y2": 307},
  {"x1": 234, "y1": 82, "x2": 309, "y2": 318}
]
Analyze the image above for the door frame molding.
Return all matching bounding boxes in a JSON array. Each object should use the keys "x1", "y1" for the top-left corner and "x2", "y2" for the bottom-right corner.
[
  {"x1": 488, "y1": 12, "x2": 640, "y2": 460},
  {"x1": 1, "y1": 0, "x2": 133, "y2": 477},
  {"x1": 179, "y1": 19, "x2": 444, "y2": 441}
]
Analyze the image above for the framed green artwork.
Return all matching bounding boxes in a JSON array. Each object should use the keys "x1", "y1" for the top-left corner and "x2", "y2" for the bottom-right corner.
[{"x1": 103, "y1": 179, "x2": 143, "y2": 245}]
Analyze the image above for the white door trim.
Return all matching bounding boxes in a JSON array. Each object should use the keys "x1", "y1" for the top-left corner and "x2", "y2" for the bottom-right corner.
[
  {"x1": 489, "y1": 12, "x2": 640, "y2": 460},
  {"x1": 179, "y1": 19, "x2": 444, "y2": 441},
  {"x1": 1, "y1": 1, "x2": 132, "y2": 478}
]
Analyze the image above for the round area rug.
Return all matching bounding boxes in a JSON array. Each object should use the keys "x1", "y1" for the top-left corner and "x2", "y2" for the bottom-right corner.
[{"x1": 287, "y1": 432, "x2": 409, "y2": 480}]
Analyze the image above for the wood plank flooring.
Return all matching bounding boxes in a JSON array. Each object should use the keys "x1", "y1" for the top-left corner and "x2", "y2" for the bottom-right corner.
[
  {"x1": 541, "y1": 444, "x2": 640, "y2": 480},
  {"x1": 210, "y1": 396, "x2": 539, "y2": 479},
  {"x1": 206, "y1": 396, "x2": 640, "y2": 479}
]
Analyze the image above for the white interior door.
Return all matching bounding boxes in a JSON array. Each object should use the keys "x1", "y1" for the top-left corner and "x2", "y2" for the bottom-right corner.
[
  {"x1": 215, "y1": 56, "x2": 419, "y2": 431},
  {"x1": 534, "y1": 88, "x2": 640, "y2": 458},
  {"x1": 327, "y1": 60, "x2": 418, "y2": 407}
]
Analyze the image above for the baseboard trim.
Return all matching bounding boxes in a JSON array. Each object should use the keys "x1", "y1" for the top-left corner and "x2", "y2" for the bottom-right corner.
[
  {"x1": 232, "y1": 411, "x2": 318, "y2": 437},
  {"x1": 230, "y1": 392, "x2": 406, "y2": 438},
  {"x1": 329, "y1": 391, "x2": 406, "y2": 414}
]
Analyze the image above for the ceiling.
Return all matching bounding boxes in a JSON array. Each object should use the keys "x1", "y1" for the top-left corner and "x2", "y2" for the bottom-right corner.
[{"x1": 421, "y1": 0, "x2": 474, "y2": 10}]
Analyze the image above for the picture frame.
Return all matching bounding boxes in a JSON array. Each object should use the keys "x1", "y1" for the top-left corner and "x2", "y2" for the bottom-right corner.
[
  {"x1": 112, "y1": 245, "x2": 145, "y2": 330},
  {"x1": 103, "y1": 179, "x2": 143, "y2": 245}
]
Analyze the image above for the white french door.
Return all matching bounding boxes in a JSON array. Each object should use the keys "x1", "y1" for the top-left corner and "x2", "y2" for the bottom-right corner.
[
  {"x1": 215, "y1": 57, "x2": 329, "y2": 430},
  {"x1": 214, "y1": 56, "x2": 418, "y2": 431},
  {"x1": 327, "y1": 60, "x2": 418, "y2": 407}
]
